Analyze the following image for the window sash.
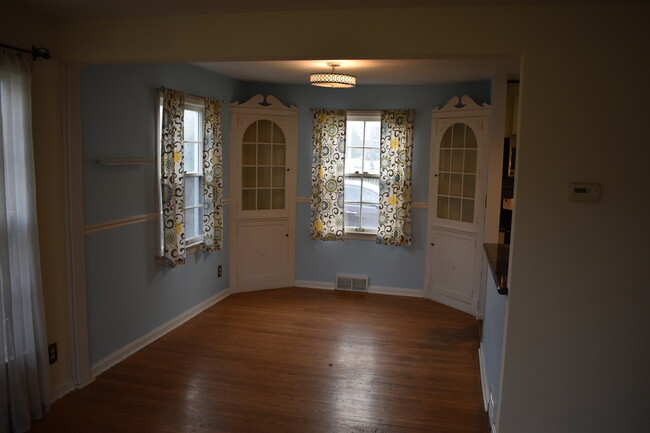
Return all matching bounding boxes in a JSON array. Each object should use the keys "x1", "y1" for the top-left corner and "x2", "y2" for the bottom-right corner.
[
  {"x1": 183, "y1": 105, "x2": 204, "y2": 245},
  {"x1": 157, "y1": 94, "x2": 164, "y2": 257},
  {"x1": 344, "y1": 113, "x2": 380, "y2": 234}
]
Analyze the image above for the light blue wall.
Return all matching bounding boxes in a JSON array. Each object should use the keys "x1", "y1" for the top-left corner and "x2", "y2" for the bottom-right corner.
[
  {"x1": 82, "y1": 64, "x2": 243, "y2": 364},
  {"x1": 482, "y1": 273, "x2": 508, "y2": 426},
  {"x1": 245, "y1": 82, "x2": 490, "y2": 289}
]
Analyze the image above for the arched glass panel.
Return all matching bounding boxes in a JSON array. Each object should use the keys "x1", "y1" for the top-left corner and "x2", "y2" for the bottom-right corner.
[
  {"x1": 242, "y1": 120, "x2": 286, "y2": 210},
  {"x1": 437, "y1": 123, "x2": 477, "y2": 223}
]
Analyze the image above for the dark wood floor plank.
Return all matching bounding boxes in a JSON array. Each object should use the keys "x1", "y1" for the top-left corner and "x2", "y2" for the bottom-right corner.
[{"x1": 31, "y1": 288, "x2": 489, "y2": 433}]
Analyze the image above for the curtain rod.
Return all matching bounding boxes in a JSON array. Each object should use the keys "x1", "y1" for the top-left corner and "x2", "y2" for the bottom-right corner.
[{"x1": 0, "y1": 43, "x2": 51, "y2": 60}]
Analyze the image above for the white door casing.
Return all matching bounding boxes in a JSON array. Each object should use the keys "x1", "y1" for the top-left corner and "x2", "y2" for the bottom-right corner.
[
  {"x1": 229, "y1": 95, "x2": 297, "y2": 292},
  {"x1": 425, "y1": 95, "x2": 490, "y2": 315}
]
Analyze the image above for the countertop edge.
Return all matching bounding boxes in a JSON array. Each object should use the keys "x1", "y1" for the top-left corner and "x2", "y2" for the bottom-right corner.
[{"x1": 484, "y1": 243, "x2": 509, "y2": 296}]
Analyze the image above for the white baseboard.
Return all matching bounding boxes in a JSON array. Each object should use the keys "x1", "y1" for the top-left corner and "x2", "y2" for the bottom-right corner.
[
  {"x1": 369, "y1": 285, "x2": 423, "y2": 297},
  {"x1": 49, "y1": 373, "x2": 97, "y2": 403},
  {"x1": 295, "y1": 280, "x2": 422, "y2": 297},
  {"x1": 76, "y1": 377, "x2": 96, "y2": 389},
  {"x1": 295, "y1": 280, "x2": 335, "y2": 290},
  {"x1": 91, "y1": 288, "x2": 231, "y2": 377},
  {"x1": 478, "y1": 344, "x2": 489, "y2": 411},
  {"x1": 50, "y1": 380, "x2": 75, "y2": 403},
  {"x1": 429, "y1": 292, "x2": 477, "y2": 316},
  {"x1": 234, "y1": 278, "x2": 296, "y2": 293}
]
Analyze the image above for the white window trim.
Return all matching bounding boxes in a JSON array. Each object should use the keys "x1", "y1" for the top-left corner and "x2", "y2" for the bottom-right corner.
[
  {"x1": 344, "y1": 111, "x2": 381, "y2": 239},
  {"x1": 345, "y1": 231, "x2": 376, "y2": 241},
  {"x1": 156, "y1": 92, "x2": 164, "y2": 257}
]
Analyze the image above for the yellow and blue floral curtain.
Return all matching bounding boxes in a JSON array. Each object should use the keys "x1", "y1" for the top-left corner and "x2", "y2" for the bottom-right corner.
[
  {"x1": 377, "y1": 110, "x2": 414, "y2": 246},
  {"x1": 158, "y1": 88, "x2": 186, "y2": 267},
  {"x1": 202, "y1": 98, "x2": 224, "y2": 252},
  {"x1": 310, "y1": 109, "x2": 347, "y2": 241}
]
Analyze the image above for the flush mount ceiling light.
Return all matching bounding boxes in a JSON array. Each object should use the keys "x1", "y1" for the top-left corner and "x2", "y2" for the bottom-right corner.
[{"x1": 310, "y1": 62, "x2": 356, "y2": 88}]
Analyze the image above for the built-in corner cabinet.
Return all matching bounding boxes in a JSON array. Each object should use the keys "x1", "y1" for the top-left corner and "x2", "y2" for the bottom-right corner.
[
  {"x1": 425, "y1": 96, "x2": 490, "y2": 315},
  {"x1": 229, "y1": 95, "x2": 297, "y2": 292}
]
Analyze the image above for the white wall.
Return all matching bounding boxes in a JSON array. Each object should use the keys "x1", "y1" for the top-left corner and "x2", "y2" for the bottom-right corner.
[{"x1": 50, "y1": 3, "x2": 650, "y2": 432}]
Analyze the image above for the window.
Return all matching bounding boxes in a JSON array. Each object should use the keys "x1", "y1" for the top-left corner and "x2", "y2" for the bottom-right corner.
[
  {"x1": 157, "y1": 94, "x2": 205, "y2": 256},
  {"x1": 157, "y1": 88, "x2": 223, "y2": 267},
  {"x1": 344, "y1": 113, "x2": 381, "y2": 234},
  {"x1": 182, "y1": 99, "x2": 205, "y2": 245}
]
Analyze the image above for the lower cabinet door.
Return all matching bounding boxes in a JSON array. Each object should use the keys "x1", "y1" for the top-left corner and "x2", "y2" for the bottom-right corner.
[
  {"x1": 236, "y1": 219, "x2": 290, "y2": 291},
  {"x1": 429, "y1": 228, "x2": 477, "y2": 311}
]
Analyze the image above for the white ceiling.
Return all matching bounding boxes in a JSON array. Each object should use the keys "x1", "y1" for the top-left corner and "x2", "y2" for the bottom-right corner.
[
  {"x1": 192, "y1": 58, "x2": 521, "y2": 85},
  {"x1": 11, "y1": 0, "x2": 626, "y2": 20}
]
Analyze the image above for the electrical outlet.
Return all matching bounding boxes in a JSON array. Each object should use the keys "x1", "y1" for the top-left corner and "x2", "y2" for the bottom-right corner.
[
  {"x1": 48, "y1": 343, "x2": 58, "y2": 365},
  {"x1": 218, "y1": 265, "x2": 222, "y2": 278}
]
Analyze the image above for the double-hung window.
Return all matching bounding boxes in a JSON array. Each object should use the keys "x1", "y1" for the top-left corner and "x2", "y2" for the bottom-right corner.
[
  {"x1": 157, "y1": 94, "x2": 204, "y2": 253},
  {"x1": 157, "y1": 88, "x2": 223, "y2": 267},
  {"x1": 182, "y1": 98, "x2": 204, "y2": 246},
  {"x1": 344, "y1": 112, "x2": 381, "y2": 234}
]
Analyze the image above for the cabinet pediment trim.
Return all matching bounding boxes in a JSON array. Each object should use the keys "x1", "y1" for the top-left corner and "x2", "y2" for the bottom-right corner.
[
  {"x1": 231, "y1": 94, "x2": 297, "y2": 112},
  {"x1": 432, "y1": 95, "x2": 490, "y2": 118}
]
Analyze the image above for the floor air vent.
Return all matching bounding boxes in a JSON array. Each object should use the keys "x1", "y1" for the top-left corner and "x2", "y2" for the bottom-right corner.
[{"x1": 335, "y1": 274, "x2": 369, "y2": 292}]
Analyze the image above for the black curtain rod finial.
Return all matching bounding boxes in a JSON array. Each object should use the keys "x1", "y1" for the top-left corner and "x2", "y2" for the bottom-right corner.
[
  {"x1": 0, "y1": 43, "x2": 51, "y2": 60},
  {"x1": 32, "y1": 46, "x2": 51, "y2": 60}
]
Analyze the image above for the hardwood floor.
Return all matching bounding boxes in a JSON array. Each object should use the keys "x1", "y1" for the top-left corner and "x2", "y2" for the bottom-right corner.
[{"x1": 31, "y1": 288, "x2": 490, "y2": 433}]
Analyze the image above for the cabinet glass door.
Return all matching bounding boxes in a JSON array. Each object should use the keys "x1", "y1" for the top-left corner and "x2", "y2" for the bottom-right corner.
[
  {"x1": 241, "y1": 120, "x2": 286, "y2": 211},
  {"x1": 436, "y1": 122, "x2": 477, "y2": 224}
]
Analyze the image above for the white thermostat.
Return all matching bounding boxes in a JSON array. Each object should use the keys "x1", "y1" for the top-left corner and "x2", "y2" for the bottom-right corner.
[{"x1": 569, "y1": 183, "x2": 601, "y2": 203}]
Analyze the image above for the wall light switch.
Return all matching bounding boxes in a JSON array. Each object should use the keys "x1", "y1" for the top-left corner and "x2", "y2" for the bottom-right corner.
[{"x1": 569, "y1": 183, "x2": 601, "y2": 203}]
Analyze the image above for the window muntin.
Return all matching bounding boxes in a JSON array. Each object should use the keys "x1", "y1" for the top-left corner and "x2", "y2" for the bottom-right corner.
[
  {"x1": 183, "y1": 100, "x2": 204, "y2": 245},
  {"x1": 241, "y1": 120, "x2": 287, "y2": 211},
  {"x1": 436, "y1": 122, "x2": 477, "y2": 224},
  {"x1": 344, "y1": 114, "x2": 381, "y2": 233}
]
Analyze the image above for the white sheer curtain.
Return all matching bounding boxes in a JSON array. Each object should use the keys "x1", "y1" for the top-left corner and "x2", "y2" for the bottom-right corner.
[{"x1": 0, "y1": 52, "x2": 50, "y2": 433}]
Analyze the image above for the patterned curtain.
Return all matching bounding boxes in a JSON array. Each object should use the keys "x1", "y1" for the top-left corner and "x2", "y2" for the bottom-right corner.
[
  {"x1": 201, "y1": 98, "x2": 224, "y2": 252},
  {"x1": 377, "y1": 110, "x2": 414, "y2": 246},
  {"x1": 310, "y1": 110, "x2": 347, "y2": 241},
  {"x1": 157, "y1": 88, "x2": 186, "y2": 267}
]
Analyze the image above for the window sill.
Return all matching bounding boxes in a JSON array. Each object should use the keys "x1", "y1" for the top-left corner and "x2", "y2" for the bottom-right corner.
[
  {"x1": 186, "y1": 243, "x2": 202, "y2": 255},
  {"x1": 344, "y1": 231, "x2": 377, "y2": 241}
]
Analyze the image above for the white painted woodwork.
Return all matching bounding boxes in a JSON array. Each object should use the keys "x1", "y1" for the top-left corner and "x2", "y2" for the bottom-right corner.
[
  {"x1": 229, "y1": 95, "x2": 297, "y2": 292},
  {"x1": 505, "y1": 83, "x2": 519, "y2": 138},
  {"x1": 63, "y1": 64, "x2": 94, "y2": 390},
  {"x1": 83, "y1": 212, "x2": 157, "y2": 234},
  {"x1": 425, "y1": 95, "x2": 490, "y2": 315},
  {"x1": 236, "y1": 220, "x2": 290, "y2": 291},
  {"x1": 429, "y1": 229, "x2": 477, "y2": 304}
]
